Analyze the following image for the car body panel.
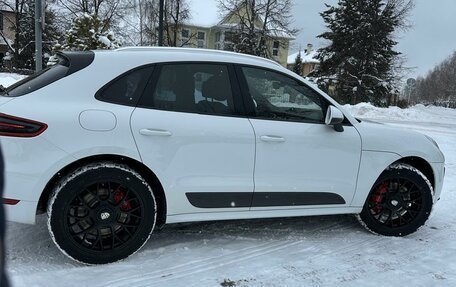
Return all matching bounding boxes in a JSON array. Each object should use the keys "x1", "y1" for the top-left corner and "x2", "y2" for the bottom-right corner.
[
  {"x1": 0, "y1": 48, "x2": 445, "y2": 226},
  {"x1": 355, "y1": 120, "x2": 445, "y2": 163},
  {"x1": 130, "y1": 108, "x2": 256, "y2": 215},
  {"x1": 248, "y1": 119, "x2": 362, "y2": 210}
]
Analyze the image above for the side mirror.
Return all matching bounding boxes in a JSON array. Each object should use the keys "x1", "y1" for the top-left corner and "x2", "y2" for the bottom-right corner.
[{"x1": 325, "y1": 105, "x2": 344, "y2": 132}]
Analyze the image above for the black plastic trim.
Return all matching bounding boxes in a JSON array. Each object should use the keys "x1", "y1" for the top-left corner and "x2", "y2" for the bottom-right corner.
[
  {"x1": 58, "y1": 51, "x2": 95, "y2": 76},
  {"x1": 252, "y1": 192, "x2": 345, "y2": 207},
  {"x1": 186, "y1": 192, "x2": 252, "y2": 208},
  {"x1": 186, "y1": 192, "x2": 346, "y2": 208}
]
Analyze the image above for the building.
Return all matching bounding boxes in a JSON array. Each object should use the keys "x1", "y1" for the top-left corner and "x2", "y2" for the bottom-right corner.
[
  {"x1": 287, "y1": 44, "x2": 320, "y2": 76},
  {"x1": 0, "y1": 9, "x2": 16, "y2": 62},
  {"x1": 173, "y1": 2, "x2": 294, "y2": 67}
]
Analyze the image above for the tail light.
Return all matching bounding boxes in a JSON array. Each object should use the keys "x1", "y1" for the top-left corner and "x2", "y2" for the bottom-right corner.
[{"x1": 0, "y1": 113, "x2": 48, "y2": 137}]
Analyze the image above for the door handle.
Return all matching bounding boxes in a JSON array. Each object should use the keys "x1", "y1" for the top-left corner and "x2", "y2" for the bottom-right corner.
[
  {"x1": 139, "y1": 129, "x2": 172, "y2": 137},
  {"x1": 260, "y1": 135, "x2": 286, "y2": 143}
]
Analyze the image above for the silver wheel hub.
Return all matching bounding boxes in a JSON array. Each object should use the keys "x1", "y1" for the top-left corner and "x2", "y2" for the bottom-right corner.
[{"x1": 100, "y1": 211, "x2": 111, "y2": 220}]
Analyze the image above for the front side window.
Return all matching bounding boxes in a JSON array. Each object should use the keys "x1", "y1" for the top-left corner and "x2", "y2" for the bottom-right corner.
[
  {"x1": 97, "y1": 66, "x2": 154, "y2": 106},
  {"x1": 242, "y1": 67, "x2": 326, "y2": 123},
  {"x1": 141, "y1": 64, "x2": 236, "y2": 116}
]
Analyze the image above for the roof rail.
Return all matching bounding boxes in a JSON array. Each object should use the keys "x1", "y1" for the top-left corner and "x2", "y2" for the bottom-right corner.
[{"x1": 115, "y1": 46, "x2": 282, "y2": 67}]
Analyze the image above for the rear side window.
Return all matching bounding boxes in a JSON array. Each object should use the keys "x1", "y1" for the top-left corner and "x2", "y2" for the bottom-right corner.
[
  {"x1": 96, "y1": 66, "x2": 154, "y2": 106},
  {"x1": 139, "y1": 64, "x2": 237, "y2": 116}
]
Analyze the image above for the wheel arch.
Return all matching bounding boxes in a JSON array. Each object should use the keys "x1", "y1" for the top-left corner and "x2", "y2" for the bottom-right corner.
[
  {"x1": 393, "y1": 156, "x2": 435, "y2": 191},
  {"x1": 37, "y1": 154, "x2": 167, "y2": 228}
]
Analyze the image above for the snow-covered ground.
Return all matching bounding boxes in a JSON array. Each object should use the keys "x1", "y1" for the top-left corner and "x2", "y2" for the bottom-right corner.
[{"x1": 2, "y1": 74, "x2": 455, "y2": 286}]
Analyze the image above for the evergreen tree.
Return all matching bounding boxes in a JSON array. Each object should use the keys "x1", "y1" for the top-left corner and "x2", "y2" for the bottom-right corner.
[
  {"x1": 58, "y1": 13, "x2": 121, "y2": 51},
  {"x1": 292, "y1": 50, "x2": 303, "y2": 76},
  {"x1": 11, "y1": 0, "x2": 63, "y2": 69},
  {"x1": 314, "y1": 0, "x2": 413, "y2": 106}
]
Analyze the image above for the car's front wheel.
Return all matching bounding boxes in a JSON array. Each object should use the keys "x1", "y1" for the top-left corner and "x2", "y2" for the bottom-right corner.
[
  {"x1": 47, "y1": 162, "x2": 157, "y2": 264},
  {"x1": 357, "y1": 163, "x2": 434, "y2": 236}
]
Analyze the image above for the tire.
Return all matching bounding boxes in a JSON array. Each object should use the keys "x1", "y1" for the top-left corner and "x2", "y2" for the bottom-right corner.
[
  {"x1": 47, "y1": 162, "x2": 157, "y2": 264},
  {"x1": 357, "y1": 163, "x2": 433, "y2": 237}
]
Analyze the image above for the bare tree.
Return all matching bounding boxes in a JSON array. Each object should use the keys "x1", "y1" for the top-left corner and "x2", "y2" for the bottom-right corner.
[
  {"x1": 163, "y1": 0, "x2": 191, "y2": 47},
  {"x1": 218, "y1": 0, "x2": 297, "y2": 58},
  {"x1": 56, "y1": 0, "x2": 132, "y2": 33},
  {"x1": 117, "y1": 0, "x2": 192, "y2": 47},
  {"x1": 415, "y1": 51, "x2": 456, "y2": 107}
]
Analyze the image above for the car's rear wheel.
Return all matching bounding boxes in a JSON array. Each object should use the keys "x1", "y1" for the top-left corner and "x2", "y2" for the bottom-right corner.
[
  {"x1": 357, "y1": 163, "x2": 433, "y2": 236},
  {"x1": 47, "y1": 162, "x2": 157, "y2": 264}
]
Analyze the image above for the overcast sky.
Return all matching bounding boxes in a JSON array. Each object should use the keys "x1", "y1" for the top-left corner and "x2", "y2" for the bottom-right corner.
[
  {"x1": 191, "y1": 0, "x2": 456, "y2": 79},
  {"x1": 290, "y1": 0, "x2": 456, "y2": 78}
]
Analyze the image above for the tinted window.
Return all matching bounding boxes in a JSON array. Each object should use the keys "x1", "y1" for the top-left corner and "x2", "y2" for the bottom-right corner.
[
  {"x1": 97, "y1": 66, "x2": 154, "y2": 106},
  {"x1": 242, "y1": 67, "x2": 326, "y2": 123},
  {"x1": 3, "y1": 64, "x2": 69, "y2": 97},
  {"x1": 141, "y1": 64, "x2": 236, "y2": 116}
]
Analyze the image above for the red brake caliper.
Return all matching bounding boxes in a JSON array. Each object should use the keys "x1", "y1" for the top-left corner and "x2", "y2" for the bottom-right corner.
[
  {"x1": 370, "y1": 182, "x2": 388, "y2": 214},
  {"x1": 113, "y1": 188, "x2": 132, "y2": 211}
]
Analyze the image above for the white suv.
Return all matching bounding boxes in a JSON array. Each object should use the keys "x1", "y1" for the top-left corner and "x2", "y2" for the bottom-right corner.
[{"x1": 0, "y1": 47, "x2": 445, "y2": 264}]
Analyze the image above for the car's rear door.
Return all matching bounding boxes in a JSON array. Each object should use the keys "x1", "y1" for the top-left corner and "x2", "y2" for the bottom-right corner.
[
  {"x1": 237, "y1": 66, "x2": 362, "y2": 210},
  {"x1": 131, "y1": 63, "x2": 255, "y2": 217}
]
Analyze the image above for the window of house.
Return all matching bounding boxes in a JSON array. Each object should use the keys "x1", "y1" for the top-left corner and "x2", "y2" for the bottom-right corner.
[
  {"x1": 241, "y1": 67, "x2": 326, "y2": 123},
  {"x1": 224, "y1": 31, "x2": 235, "y2": 51},
  {"x1": 215, "y1": 32, "x2": 221, "y2": 49},
  {"x1": 197, "y1": 31, "x2": 206, "y2": 48},
  {"x1": 97, "y1": 66, "x2": 154, "y2": 106},
  {"x1": 272, "y1": 41, "x2": 280, "y2": 57},
  {"x1": 181, "y1": 28, "x2": 190, "y2": 46},
  {"x1": 140, "y1": 64, "x2": 236, "y2": 116}
]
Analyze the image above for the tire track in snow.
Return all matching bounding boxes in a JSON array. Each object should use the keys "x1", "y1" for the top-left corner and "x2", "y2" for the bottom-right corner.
[
  {"x1": 118, "y1": 241, "x2": 303, "y2": 287},
  {"x1": 105, "y1": 220, "x2": 356, "y2": 287}
]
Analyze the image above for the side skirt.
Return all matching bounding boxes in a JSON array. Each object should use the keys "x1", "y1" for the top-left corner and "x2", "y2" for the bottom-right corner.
[{"x1": 166, "y1": 206, "x2": 363, "y2": 224}]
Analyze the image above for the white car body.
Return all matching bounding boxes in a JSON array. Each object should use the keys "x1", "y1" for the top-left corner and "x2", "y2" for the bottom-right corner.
[{"x1": 1, "y1": 47, "x2": 445, "y2": 227}]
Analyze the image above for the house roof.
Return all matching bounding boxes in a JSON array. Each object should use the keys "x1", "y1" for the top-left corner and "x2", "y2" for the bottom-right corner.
[{"x1": 287, "y1": 50, "x2": 320, "y2": 65}]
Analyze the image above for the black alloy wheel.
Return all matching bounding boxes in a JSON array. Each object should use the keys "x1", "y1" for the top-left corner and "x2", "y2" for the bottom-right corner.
[
  {"x1": 48, "y1": 162, "x2": 157, "y2": 264},
  {"x1": 358, "y1": 163, "x2": 433, "y2": 236}
]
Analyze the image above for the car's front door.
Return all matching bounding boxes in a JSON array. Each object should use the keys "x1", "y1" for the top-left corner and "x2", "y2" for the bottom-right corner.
[
  {"x1": 237, "y1": 66, "x2": 362, "y2": 210},
  {"x1": 131, "y1": 63, "x2": 255, "y2": 216}
]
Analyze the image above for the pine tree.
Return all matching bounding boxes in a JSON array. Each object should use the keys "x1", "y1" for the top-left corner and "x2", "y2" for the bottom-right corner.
[
  {"x1": 11, "y1": 0, "x2": 63, "y2": 69},
  {"x1": 314, "y1": 0, "x2": 413, "y2": 106},
  {"x1": 58, "y1": 13, "x2": 121, "y2": 51},
  {"x1": 292, "y1": 51, "x2": 303, "y2": 76}
]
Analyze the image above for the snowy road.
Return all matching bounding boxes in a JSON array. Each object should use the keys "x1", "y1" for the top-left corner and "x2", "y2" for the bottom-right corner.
[{"x1": 5, "y1": 103, "x2": 456, "y2": 286}]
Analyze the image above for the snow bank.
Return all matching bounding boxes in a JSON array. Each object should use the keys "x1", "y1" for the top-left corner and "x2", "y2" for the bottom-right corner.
[
  {"x1": 344, "y1": 102, "x2": 456, "y2": 123},
  {"x1": 0, "y1": 72, "x2": 26, "y2": 87}
]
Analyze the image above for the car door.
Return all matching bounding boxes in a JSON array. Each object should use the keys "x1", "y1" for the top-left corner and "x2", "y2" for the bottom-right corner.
[
  {"x1": 237, "y1": 66, "x2": 362, "y2": 210},
  {"x1": 131, "y1": 63, "x2": 255, "y2": 216}
]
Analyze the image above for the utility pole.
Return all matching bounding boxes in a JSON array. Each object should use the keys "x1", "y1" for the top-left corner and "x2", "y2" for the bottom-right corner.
[
  {"x1": 158, "y1": 0, "x2": 164, "y2": 46},
  {"x1": 35, "y1": 0, "x2": 43, "y2": 71}
]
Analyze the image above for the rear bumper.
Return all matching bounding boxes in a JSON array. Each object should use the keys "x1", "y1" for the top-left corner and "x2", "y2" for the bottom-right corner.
[
  {"x1": 1, "y1": 136, "x2": 72, "y2": 224},
  {"x1": 3, "y1": 200, "x2": 38, "y2": 224}
]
